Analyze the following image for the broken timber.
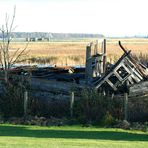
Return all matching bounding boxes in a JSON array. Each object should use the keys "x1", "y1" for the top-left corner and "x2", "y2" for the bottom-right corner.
[
  {"x1": 92, "y1": 41, "x2": 148, "y2": 93},
  {"x1": 85, "y1": 40, "x2": 106, "y2": 85}
]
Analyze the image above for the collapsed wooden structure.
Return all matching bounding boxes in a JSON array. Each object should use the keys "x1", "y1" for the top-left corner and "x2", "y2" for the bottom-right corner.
[
  {"x1": 85, "y1": 40, "x2": 148, "y2": 93},
  {"x1": 0, "y1": 39, "x2": 147, "y2": 97},
  {"x1": 0, "y1": 39, "x2": 147, "y2": 121}
]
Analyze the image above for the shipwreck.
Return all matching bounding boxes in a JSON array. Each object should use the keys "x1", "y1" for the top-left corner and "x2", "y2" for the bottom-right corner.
[
  {"x1": 85, "y1": 40, "x2": 148, "y2": 94},
  {"x1": 0, "y1": 39, "x2": 147, "y2": 121},
  {"x1": 1, "y1": 40, "x2": 148, "y2": 99}
]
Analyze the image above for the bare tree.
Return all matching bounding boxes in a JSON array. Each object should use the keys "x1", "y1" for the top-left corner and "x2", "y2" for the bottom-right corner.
[{"x1": 0, "y1": 6, "x2": 29, "y2": 83}]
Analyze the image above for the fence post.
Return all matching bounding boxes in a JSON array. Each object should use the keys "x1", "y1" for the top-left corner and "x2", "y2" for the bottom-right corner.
[
  {"x1": 70, "y1": 91, "x2": 75, "y2": 118},
  {"x1": 124, "y1": 92, "x2": 128, "y2": 121},
  {"x1": 24, "y1": 90, "x2": 28, "y2": 117}
]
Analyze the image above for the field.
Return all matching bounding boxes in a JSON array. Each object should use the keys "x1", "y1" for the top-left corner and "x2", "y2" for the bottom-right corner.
[
  {"x1": 0, "y1": 124, "x2": 147, "y2": 148},
  {"x1": 9, "y1": 38, "x2": 148, "y2": 66}
]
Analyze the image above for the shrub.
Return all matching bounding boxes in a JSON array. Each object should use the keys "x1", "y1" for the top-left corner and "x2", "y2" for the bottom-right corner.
[
  {"x1": 101, "y1": 111, "x2": 115, "y2": 126},
  {"x1": 29, "y1": 97, "x2": 70, "y2": 118},
  {"x1": 0, "y1": 75, "x2": 30, "y2": 117},
  {"x1": 73, "y1": 89, "x2": 123, "y2": 125}
]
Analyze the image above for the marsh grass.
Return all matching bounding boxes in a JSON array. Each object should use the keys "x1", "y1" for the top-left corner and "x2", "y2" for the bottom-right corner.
[{"x1": 8, "y1": 39, "x2": 148, "y2": 66}]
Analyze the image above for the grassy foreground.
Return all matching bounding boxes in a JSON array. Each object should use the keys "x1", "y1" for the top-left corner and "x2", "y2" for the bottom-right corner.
[{"x1": 0, "y1": 124, "x2": 147, "y2": 148}]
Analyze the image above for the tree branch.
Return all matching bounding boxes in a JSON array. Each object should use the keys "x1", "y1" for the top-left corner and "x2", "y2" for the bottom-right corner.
[{"x1": 10, "y1": 43, "x2": 29, "y2": 67}]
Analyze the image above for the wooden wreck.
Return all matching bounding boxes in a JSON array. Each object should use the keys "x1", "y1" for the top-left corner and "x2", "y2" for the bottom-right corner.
[
  {"x1": 85, "y1": 40, "x2": 148, "y2": 94},
  {"x1": 0, "y1": 39, "x2": 147, "y2": 99}
]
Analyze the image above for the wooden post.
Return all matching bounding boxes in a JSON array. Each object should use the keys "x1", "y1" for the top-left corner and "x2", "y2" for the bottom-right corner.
[
  {"x1": 4, "y1": 69, "x2": 8, "y2": 83},
  {"x1": 70, "y1": 92, "x2": 75, "y2": 118},
  {"x1": 85, "y1": 43, "x2": 92, "y2": 84},
  {"x1": 124, "y1": 92, "x2": 128, "y2": 121},
  {"x1": 24, "y1": 90, "x2": 28, "y2": 117},
  {"x1": 102, "y1": 39, "x2": 107, "y2": 74},
  {"x1": 94, "y1": 40, "x2": 98, "y2": 55}
]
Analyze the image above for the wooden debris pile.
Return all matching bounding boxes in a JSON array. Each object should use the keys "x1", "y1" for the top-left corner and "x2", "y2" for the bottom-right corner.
[
  {"x1": 92, "y1": 41, "x2": 148, "y2": 93},
  {"x1": 0, "y1": 39, "x2": 147, "y2": 96}
]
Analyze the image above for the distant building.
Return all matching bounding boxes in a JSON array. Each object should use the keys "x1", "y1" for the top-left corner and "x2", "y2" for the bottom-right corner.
[{"x1": 26, "y1": 37, "x2": 38, "y2": 42}]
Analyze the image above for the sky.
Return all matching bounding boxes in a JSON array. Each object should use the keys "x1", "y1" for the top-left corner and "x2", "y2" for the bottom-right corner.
[{"x1": 0, "y1": 0, "x2": 148, "y2": 37}]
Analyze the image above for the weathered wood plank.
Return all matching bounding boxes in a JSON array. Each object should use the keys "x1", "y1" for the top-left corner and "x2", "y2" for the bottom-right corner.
[{"x1": 106, "y1": 79, "x2": 117, "y2": 91}]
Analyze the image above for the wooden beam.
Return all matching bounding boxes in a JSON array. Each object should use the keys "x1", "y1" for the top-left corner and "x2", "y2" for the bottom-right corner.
[
  {"x1": 114, "y1": 71, "x2": 123, "y2": 82},
  {"x1": 102, "y1": 39, "x2": 107, "y2": 73},
  {"x1": 85, "y1": 43, "x2": 92, "y2": 84},
  {"x1": 106, "y1": 79, "x2": 117, "y2": 91}
]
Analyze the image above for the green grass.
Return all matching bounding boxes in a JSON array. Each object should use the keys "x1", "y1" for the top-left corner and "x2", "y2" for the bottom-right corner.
[{"x1": 0, "y1": 124, "x2": 147, "y2": 148}]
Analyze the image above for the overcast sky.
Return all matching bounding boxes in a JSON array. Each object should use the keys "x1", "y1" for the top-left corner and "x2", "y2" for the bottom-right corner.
[{"x1": 0, "y1": 0, "x2": 148, "y2": 37}]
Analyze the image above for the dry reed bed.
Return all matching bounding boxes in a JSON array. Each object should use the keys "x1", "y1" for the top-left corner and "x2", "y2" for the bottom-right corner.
[{"x1": 9, "y1": 39, "x2": 148, "y2": 65}]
